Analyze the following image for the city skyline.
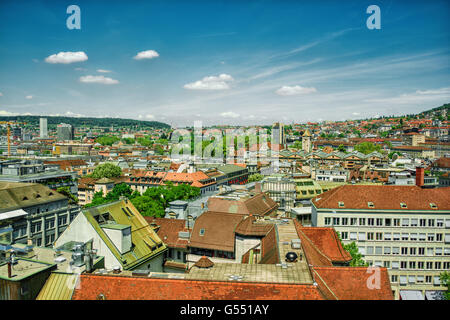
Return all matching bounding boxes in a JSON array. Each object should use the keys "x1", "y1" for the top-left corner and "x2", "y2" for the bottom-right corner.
[{"x1": 0, "y1": 0, "x2": 449, "y2": 127}]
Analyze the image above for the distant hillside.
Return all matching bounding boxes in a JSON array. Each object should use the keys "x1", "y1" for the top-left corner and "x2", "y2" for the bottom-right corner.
[
  {"x1": 418, "y1": 103, "x2": 449, "y2": 117},
  {"x1": 0, "y1": 115, "x2": 171, "y2": 129}
]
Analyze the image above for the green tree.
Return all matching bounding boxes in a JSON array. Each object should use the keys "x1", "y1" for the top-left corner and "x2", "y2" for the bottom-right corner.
[
  {"x1": 96, "y1": 135, "x2": 120, "y2": 146},
  {"x1": 56, "y1": 186, "x2": 78, "y2": 204},
  {"x1": 440, "y1": 272, "x2": 450, "y2": 300},
  {"x1": 90, "y1": 163, "x2": 122, "y2": 179},
  {"x1": 336, "y1": 232, "x2": 368, "y2": 267},
  {"x1": 248, "y1": 173, "x2": 264, "y2": 182},
  {"x1": 354, "y1": 142, "x2": 381, "y2": 155},
  {"x1": 337, "y1": 144, "x2": 346, "y2": 153}
]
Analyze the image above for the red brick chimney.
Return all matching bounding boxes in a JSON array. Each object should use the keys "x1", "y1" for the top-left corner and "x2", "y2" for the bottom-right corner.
[{"x1": 416, "y1": 166, "x2": 424, "y2": 187}]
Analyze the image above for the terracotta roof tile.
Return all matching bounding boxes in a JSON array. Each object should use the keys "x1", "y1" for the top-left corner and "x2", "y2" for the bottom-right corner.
[
  {"x1": 72, "y1": 274, "x2": 325, "y2": 300},
  {"x1": 313, "y1": 185, "x2": 450, "y2": 211}
]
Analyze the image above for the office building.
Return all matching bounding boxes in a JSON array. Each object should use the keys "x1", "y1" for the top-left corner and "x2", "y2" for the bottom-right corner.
[
  {"x1": 56, "y1": 123, "x2": 74, "y2": 141},
  {"x1": 39, "y1": 118, "x2": 47, "y2": 138}
]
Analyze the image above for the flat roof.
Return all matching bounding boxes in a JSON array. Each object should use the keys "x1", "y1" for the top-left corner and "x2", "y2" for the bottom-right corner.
[{"x1": 0, "y1": 258, "x2": 55, "y2": 281}]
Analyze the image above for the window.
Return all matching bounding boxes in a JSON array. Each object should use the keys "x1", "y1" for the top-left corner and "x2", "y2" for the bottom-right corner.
[
  {"x1": 376, "y1": 232, "x2": 383, "y2": 241},
  {"x1": 367, "y1": 246, "x2": 374, "y2": 255},
  {"x1": 445, "y1": 248, "x2": 450, "y2": 256},
  {"x1": 358, "y1": 247, "x2": 366, "y2": 255},
  {"x1": 393, "y1": 233, "x2": 400, "y2": 241},
  {"x1": 425, "y1": 276, "x2": 432, "y2": 284},
  {"x1": 427, "y1": 248, "x2": 433, "y2": 256},
  {"x1": 177, "y1": 251, "x2": 181, "y2": 260},
  {"x1": 410, "y1": 219, "x2": 418, "y2": 227},
  {"x1": 333, "y1": 217, "x2": 340, "y2": 226},
  {"x1": 383, "y1": 261, "x2": 390, "y2": 268},
  {"x1": 385, "y1": 218, "x2": 391, "y2": 227},
  {"x1": 368, "y1": 218, "x2": 375, "y2": 226},
  {"x1": 399, "y1": 275, "x2": 407, "y2": 285},
  {"x1": 410, "y1": 233, "x2": 417, "y2": 241},
  {"x1": 391, "y1": 275, "x2": 398, "y2": 282},
  {"x1": 350, "y1": 218, "x2": 357, "y2": 226},
  {"x1": 199, "y1": 228, "x2": 205, "y2": 236},
  {"x1": 419, "y1": 233, "x2": 426, "y2": 241},
  {"x1": 420, "y1": 219, "x2": 426, "y2": 227},
  {"x1": 402, "y1": 233, "x2": 409, "y2": 241},
  {"x1": 393, "y1": 219, "x2": 400, "y2": 227},
  {"x1": 338, "y1": 202, "x2": 344, "y2": 208},
  {"x1": 384, "y1": 233, "x2": 391, "y2": 241},
  {"x1": 435, "y1": 248, "x2": 442, "y2": 256},
  {"x1": 402, "y1": 218, "x2": 409, "y2": 226},
  {"x1": 384, "y1": 247, "x2": 391, "y2": 254},
  {"x1": 435, "y1": 262, "x2": 441, "y2": 270},
  {"x1": 401, "y1": 247, "x2": 408, "y2": 255},
  {"x1": 349, "y1": 232, "x2": 357, "y2": 240},
  {"x1": 409, "y1": 261, "x2": 416, "y2": 269},
  {"x1": 375, "y1": 247, "x2": 382, "y2": 255},
  {"x1": 418, "y1": 247, "x2": 425, "y2": 255},
  {"x1": 367, "y1": 232, "x2": 374, "y2": 241},
  {"x1": 324, "y1": 217, "x2": 331, "y2": 226},
  {"x1": 409, "y1": 247, "x2": 416, "y2": 255},
  {"x1": 408, "y1": 276, "x2": 416, "y2": 284},
  {"x1": 341, "y1": 232, "x2": 348, "y2": 240},
  {"x1": 400, "y1": 261, "x2": 407, "y2": 269},
  {"x1": 359, "y1": 218, "x2": 366, "y2": 226},
  {"x1": 342, "y1": 218, "x2": 348, "y2": 225},
  {"x1": 368, "y1": 202, "x2": 375, "y2": 208},
  {"x1": 376, "y1": 218, "x2": 383, "y2": 226},
  {"x1": 428, "y1": 234, "x2": 435, "y2": 242},
  {"x1": 428, "y1": 219, "x2": 435, "y2": 227},
  {"x1": 392, "y1": 247, "x2": 400, "y2": 255},
  {"x1": 391, "y1": 261, "x2": 399, "y2": 269},
  {"x1": 436, "y1": 233, "x2": 443, "y2": 242},
  {"x1": 418, "y1": 261, "x2": 424, "y2": 269},
  {"x1": 446, "y1": 234, "x2": 450, "y2": 244},
  {"x1": 437, "y1": 219, "x2": 444, "y2": 227},
  {"x1": 400, "y1": 203, "x2": 407, "y2": 209},
  {"x1": 426, "y1": 262, "x2": 433, "y2": 269}
]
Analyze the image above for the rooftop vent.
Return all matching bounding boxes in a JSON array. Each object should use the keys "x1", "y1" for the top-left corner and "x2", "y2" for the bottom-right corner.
[{"x1": 285, "y1": 252, "x2": 298, "y2": 263}]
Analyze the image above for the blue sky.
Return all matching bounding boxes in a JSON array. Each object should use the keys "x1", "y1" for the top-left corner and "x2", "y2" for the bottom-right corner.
[{"x1": 0, "y1": 0, "x2": 449, "y2": 127}]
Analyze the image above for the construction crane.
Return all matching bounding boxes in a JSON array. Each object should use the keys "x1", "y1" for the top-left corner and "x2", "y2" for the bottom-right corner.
[{"x1": 0, "y1": 121, "x2": 26, "y2": 156}]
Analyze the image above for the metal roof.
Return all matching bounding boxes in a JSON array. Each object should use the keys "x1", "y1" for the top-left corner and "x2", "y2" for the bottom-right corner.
[{"x1": 36, "y1": 272, "x2": 79, "y2": 300}]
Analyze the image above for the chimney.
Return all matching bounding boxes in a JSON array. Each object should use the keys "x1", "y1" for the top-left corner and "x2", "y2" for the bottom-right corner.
[
  {"x1": 7, "y1": 261, "x2": 12, "y2": 278},
  {"x1": 416, "y1": 166, "x2": 424, "y2": 187},
  {"x1": 254, "y1": 182, "x2": 261, "y2": 193}
]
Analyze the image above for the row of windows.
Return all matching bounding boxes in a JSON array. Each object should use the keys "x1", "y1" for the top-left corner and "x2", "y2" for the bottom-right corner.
[
  {"x1": 391, "y1": 275, "x2": 442, "y2": 286},
  {"x1": 367, "y1": 260, "x2": 450, "y2": 271},
  {"x1": 360, "y1": 245, "x2": 450, "y2": 256},
  {"x1": 341, "y1": 231, "x2": 450, "y2": 243},
  {"x1": 325, "y1": 217, "x2": 449, "y2": 228}
]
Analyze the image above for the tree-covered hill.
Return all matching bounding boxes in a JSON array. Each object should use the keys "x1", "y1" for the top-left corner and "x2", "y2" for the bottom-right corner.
[{"x1": 0, "y1": 115, "x2": 171, "y2": 129}]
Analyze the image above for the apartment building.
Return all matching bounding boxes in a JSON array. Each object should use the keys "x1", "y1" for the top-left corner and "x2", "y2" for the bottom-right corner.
[
  {"x1": 0, "y1": 182, "x2": 80, "y2": 248},
  {"x1": 311, "y1": 184, "x2": 450, "y2": 300}
]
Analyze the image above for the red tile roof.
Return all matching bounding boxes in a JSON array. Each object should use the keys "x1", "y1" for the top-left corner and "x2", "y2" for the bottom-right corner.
[
  {"x1": 145, "y1": 217, "x2": 190, "y2": 249},
  {"x1": 312, "y1": 185, "x2": 450, "y2": 211},
  {"x1": 72, "y1": 274, "x2": 325, "y2": 300},
  {"x1": 312, "y1": 266, "x2": 394, "y2": 300},
  {"x1": 293, "y1": 220, "x2": 352, "y2": 264},
  {"x1": 207, "y1": 192, "x2": 278, "y2": 216}
]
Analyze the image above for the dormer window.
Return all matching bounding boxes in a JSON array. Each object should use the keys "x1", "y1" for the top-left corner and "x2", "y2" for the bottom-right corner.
[
  {"x1": 430, "y1": 203, "x2": 437, "y2": 209},
  {"x1": 22, "y1": 196, "x2": 28, "y2": 201},
  {"x1": 199, "y1": 228, "x2": 205, "y2": 236},
  {"x1": 368, "y1": 202, "x2": 375, "y2": 208},
  {"x1": 338, "y1": 201, "x2": 345, "y2": 208},
  {"x1": 400, "y1": 203, "x2": 407, "y2": 209},
  {"x1": 35, "y1": 194, "x2": 41, "y2": 198}
]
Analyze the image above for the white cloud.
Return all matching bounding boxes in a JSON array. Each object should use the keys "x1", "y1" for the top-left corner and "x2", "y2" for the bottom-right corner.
[
  {"x1": 0, "y1": 110, "x2": 16, "y2": 116},
  {"x1": 134, "y1": 50, "x2": 159, "y2": 60},
  {"x1": 65, "y1": 111, "x2": 85, "y2": 117},
  {"x1": 97, "y1": 69, "x2": 112, "y2": 73},
  {"x1": 45, "y1": 51, "x2": 88, "y2": 64},
  {"x1": 145, "y1": 114, "x2": 155, "y2": 119},
  {"x1": 79, "y1": 75, "x2": 119, "y2": 85},
  {"x1": 220, "y1": 111, "x2": 240, "y2": 118},
  {"x1": 184, "y1": 74, "x2": 234, "y2": 90},
  {"x1": 25, "y1": 95, "x2": 33, "y2": 99},
  {"x1": 352, "y1": 112, "x2": 360, "y2": 116},
  {"x1": 275, "y1": 85, "x2": 317, "y2": 96}
]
